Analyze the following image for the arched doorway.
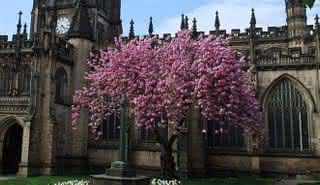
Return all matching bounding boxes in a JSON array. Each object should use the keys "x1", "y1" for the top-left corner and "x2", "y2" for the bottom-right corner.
[{"x1": 1, "y1": 124, "x2": 23, "y2": 175}]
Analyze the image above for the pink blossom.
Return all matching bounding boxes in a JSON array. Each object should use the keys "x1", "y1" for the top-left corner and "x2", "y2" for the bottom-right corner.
[{"x1": 72, "y1": 30, "x2": 263, "y2": 138}]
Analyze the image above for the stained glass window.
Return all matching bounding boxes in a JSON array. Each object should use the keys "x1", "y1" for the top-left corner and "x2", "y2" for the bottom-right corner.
[
  {"x1": 266, "y1": 79, "x2": 310, "y2": 152},
  {"x1": 102, "y1": 113, "x2": 120, "y2": 140},
  {"x1": 55, "y1": 68, "x2": 67, "y2": 104}
]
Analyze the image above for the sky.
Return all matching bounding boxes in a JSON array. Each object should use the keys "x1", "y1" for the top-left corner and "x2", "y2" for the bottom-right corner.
[{"x1": 1, "y1": 0, "x2": 320, "y2": 39}]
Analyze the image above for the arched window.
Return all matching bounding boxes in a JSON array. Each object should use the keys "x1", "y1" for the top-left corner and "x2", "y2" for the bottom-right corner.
[
  {"x1": 266, "y1": 79, "x2": 310, "y2": 152},
  {"x1": 102, "y1": 113, "x2": 120, "y2": 140},
  {"x1": 0, "y1": 66, "x2": 11, "y2": 96},
  {"x1": 207, "y1": 120, "x2": 244, "y2": 148},
  {"x1": 0, "y1": 67, "x2": 4, "y2": 96},
  {"x1": 140, "y1": 126, "x2": 155, "y2": 143},
  {"x1": 55, "y1": 68, "x2": 68, "y2": 104},
  {"x1": 18, "y1": 65, "x2": 31, "y2": 96}
]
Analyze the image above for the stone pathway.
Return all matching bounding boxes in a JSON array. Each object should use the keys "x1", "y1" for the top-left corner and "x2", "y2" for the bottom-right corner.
[{"x1": 273, "y1": 179, "x2": 320, "y2": 185}]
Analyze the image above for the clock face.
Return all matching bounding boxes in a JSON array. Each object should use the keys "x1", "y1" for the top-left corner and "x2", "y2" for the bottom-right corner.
[{"x1": 56, "y1": 16, "x2": 71, "y2": 35}]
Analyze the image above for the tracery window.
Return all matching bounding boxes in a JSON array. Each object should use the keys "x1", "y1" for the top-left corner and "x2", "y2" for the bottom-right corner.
[
  {"x1": 0, "y1": 66, "x2": 12, "y2": 96},
  {"x1": 55, "y1": 68, "x2": 68, "y2": 104},
  {"x1": 0, "y1": 66, "x2": 16, "y2": 96},
  {"x1": 207, "y1": 120, "x2": 244, "y2": 148},
  {"x1": 18, "y1": 66, "x2": 31, "y2": 96},
  {"x1": 266, "y1": 79, "x2": 310, "y2": 152},
  {"x1": 0, "y1": 65, "x2": 32, "y2": 96},
  {"x1": 140, "y1": 126, "x2": 155, "y2": 143},
  {"x1": 102, "y1": 113, "x2": 120, "y2": 140}
]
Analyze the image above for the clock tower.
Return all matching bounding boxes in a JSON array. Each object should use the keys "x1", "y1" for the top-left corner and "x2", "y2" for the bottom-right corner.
[{"x1": 30, "y1": 0, "x2": 122, "y2": 43}]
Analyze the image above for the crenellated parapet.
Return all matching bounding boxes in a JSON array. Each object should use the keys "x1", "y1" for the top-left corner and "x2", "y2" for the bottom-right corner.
[
  {"x1": 120, "y1": 13, "x2": 319, "y2": 70},
  {"x1": 119, "y1": 25, "x2": 291, "y2": 43},
  {"x1": 0, "y1": 40, "x2": 33, "y2": 52}
]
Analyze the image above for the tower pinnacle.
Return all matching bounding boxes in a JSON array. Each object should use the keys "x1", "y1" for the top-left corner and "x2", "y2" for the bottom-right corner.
[
  {"x1": 148, "y1": 17, "x2": 154, "y2": 35},
  {"x1": 192, "y1": 17, "x2": 198, "y2": 38},
  {"x1": 215, "y1": 11, "x2": 220, "y2": 31},
  {"x1": 180, "y1": 14, "x2": 185, "y2": 30},
  {"x1": 17, "y1": 11, "x2": 23, "y2": 34},
  {"x1": 250, "y1": 8, "x2": 256, "y2": 26},
  {"x1": 129, "y1": 19, "x2": 135, "y2": 39},
  {"x1": 185, "y1": 16, "x2": 189, "y2": 29}
]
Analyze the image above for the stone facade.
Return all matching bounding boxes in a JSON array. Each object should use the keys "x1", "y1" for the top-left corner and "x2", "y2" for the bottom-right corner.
[{"x1": 0, "y1": 0, "x2": 320, "y2": 178}]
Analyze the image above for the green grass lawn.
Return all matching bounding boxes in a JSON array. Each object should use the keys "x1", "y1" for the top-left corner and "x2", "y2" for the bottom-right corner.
[
  {"x1": 183, "y1": 177, "x2": 274, "y2": 185},
  {"x1": 0, "y1": 176, "x2": 274, "y2": 185}
]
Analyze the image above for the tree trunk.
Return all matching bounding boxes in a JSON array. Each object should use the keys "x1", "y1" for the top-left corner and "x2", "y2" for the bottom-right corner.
[
  {"x1": 160, "y1": 144, "x2": 178, "y2": 180},
  {"x1": 152, "y1": 122, "x2": 182, "y2": 180}
]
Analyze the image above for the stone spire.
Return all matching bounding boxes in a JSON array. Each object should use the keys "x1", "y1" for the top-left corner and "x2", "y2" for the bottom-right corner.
[
  {"x1": 185, "y1": 16, "x2": 189, "y2": 29},
  {"x1": 215, "y1": 11, "x2": 220, "y2": 31},
  {"x1": 23, "y1": 23, "x2": 28, "y2": 40},
  {"x1": 17, "y1": 11, "x2": 23, "y2": 36},
  {"x1": 129, "y1": 19, "x2": 135, "y2": 39},
  {"x1": 68, "y1": 0, "x2": 94, "y2": 41},
  {"x1": 192, "y1": 17, "x2": 198, "y2": 38},
  {"x1": 23, "y1": 23, "x2": 27, "y2": 34},
  {"x1": 180, "y1": 14, "x2": 185, "y2": 30},
  {"x1": 15, "y1": 11, "x2": 23, "y2": 69},
  {"x1": 15, "y1": 11, "x2": 23, "y2": 50},
  {"x1": 250, "y1": 8, "x2": 256, "y2": 26},
  {"x1": 148, "y1": 17, "x2": 154, "y2": 35},
  {"x1": 250, "y1": 8, "x2": 256, "y2": 38},
  {"x1": 315, "y1": 14, "x2": 320, "y2": 31},
  {"x1": 248, "y1": 8, "x2": 256, "y2": 64}
]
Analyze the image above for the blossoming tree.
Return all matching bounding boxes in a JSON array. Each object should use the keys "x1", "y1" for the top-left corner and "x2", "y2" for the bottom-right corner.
[{"x1": 72, "y1": 31, "x2": 263, "y2": 179}]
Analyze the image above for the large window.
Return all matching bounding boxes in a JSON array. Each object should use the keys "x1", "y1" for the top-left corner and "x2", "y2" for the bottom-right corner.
[
  {"x1": 0, "y1": 66, "x2": 10, "y2": 96},
  {"x1": 18, "y1": 66, "x2": 31, "y2": 96},
  {"x1": 140, "y1": 126, "x2": 155, "y2": 143},
  {"x1": 0, "y1": 65, "x2": 31, "y2": 96},
  {"x1": 266, "y1": 79, "x2": 310, "y2": 152},
  {"x1": 207, "y1": 120, "x2": 244, "y2": 148},
  {"x1": 55, "y1": 68, "x2": 68, "y2": 104},
  {"x1": 102, "y1": 113, "x2": 120, "y2": 140}
]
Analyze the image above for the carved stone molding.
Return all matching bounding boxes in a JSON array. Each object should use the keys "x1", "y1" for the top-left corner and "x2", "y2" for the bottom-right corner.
[{"x1": 0, "y1": 97, "x2": 31, "y2": 114}]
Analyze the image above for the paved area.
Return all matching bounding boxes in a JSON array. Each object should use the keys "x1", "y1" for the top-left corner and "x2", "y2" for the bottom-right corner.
[
  {"x1": 0, "y1": 175, "x2": 16, "y2": 180},
  {"x1": 273, "y1": 179, "x2": 320, "y2": 185}
]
